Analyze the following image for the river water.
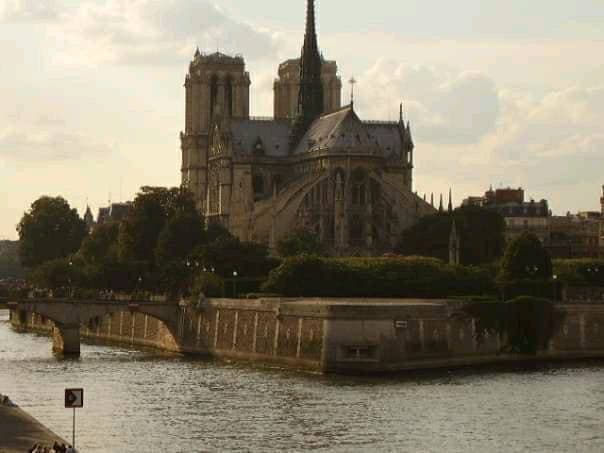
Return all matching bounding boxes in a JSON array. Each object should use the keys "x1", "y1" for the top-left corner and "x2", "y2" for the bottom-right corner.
[{"x1": 1, "y1": 310, "x2": 603, "y2": 453}]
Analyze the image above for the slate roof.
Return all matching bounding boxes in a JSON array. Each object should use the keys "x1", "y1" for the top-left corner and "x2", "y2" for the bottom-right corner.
[
  {"x1": 228, "y1": 106, "x2": 407, "y2": 160},
  {"x1": 292, "y1": 105, "x2": 404, "y2": 159},
  {"x1": 230, "y1": 119, "x2": 291, "y2": 157}
]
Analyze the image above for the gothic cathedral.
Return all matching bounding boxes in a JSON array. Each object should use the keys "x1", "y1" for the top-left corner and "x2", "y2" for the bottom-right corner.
[{"x1": 180, "y1": 0, "x2": 435, "y2": 256}]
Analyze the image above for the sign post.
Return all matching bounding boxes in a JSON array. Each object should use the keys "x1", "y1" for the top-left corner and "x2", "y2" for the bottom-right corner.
[{"x1": 65, "y1": 388, "x2": 84, "y2": 448}]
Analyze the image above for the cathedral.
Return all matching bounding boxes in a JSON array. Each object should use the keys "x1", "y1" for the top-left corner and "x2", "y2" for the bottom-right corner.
[{"x1": 180, "y1": 0, "x2": 435, "y2": 256}]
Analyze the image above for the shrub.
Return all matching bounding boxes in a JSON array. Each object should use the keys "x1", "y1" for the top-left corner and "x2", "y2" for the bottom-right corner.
[
  {"x1": 553, "y1": 259, "x2": 604, "y2": 287},
  {"x1": 262, "y1": 256, "x2": 495, "y2": 298},
  {"x1": 456, "y1": 297, "x2": 565, "y2": 354},
  {"x1": 192, "y1": 272, "x2": 225, "y2": 298},
  {"x1": 499, "y1": 232, "x2": 552, "y2": 282},
  {"x1": 277, "y1": 229, "x2": 325, "y2": 257}
]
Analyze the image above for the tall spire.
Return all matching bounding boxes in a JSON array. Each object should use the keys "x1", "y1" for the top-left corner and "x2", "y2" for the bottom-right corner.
[
  {"x1": 448, "y1": 188, "x2": 453, "y2": 213},
  {"x1": 290, "y1": 0, "x2": 324, "y2": 150},
  {"x1": 439, "y1": 194, "x2": 444, "y2": 213}
]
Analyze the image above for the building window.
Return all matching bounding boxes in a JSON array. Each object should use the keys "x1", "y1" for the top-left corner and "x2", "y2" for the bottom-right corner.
[
  {"x1": 253, "y1": 175, "x2": 264, "y2": 196},
  {"x1": 225, "y1": 76, "x2": 233, "y2": 117}
]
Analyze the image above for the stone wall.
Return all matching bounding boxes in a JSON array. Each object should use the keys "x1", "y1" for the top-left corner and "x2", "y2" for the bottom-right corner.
[{"x1": 9, "y1": 299, "x2": 604, "y2": 374}]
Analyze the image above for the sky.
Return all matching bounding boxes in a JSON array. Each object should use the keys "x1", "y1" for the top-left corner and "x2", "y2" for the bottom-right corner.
[{"x1": 1, "y1": 0, "x2": 603, "y2": 239}]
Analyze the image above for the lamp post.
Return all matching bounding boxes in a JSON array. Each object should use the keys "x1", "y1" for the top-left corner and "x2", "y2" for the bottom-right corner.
[
  {"x1": 233, "y1": 271, "x2": 238, "y2": 298},
  {"x1": 525, "y1": 265, "x2": 539, "y2": 277},
  {"x1": 135, "y1": 276, "x2": 142, "y2": 301},
  {"x1": 68, "y1": 259, "x2": 73, "y2": 299},
  {"x1": 552, "y1": 274, "x2": 558, "y2": 301}
]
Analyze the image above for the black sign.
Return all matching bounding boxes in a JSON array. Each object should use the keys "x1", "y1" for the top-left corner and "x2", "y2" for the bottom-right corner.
[{"x1": 65, "y1": 388, "x2": 84, "y2": 408}]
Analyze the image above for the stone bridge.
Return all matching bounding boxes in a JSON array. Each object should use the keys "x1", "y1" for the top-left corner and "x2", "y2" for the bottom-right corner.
[{"x1": 7, "y1": 299, "x2": 182, "y2": 356}]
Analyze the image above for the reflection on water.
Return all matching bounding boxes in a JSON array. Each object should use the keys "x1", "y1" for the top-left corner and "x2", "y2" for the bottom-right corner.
[{"x1": 1, "y1": 310, "x2": 604, "y2": 452}]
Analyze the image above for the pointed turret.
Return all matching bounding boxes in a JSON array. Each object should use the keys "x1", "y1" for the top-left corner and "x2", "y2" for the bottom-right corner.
[
  {"x1": 431, "y1": 193, "x2": 434, "y2": 207},
  {"x1": 406, "y1": 120, "x2": 414, "y2": 148},
  {"x1": 439, "y1": 194, "x2": 444, "y2": 213},
  {"x1": 449, "y1": 219, "x2": 461, "y2": 265},
  {"x1": 290, "y1": 0, "x2": 324, "y2": 149},
  {"x1": 194, "y1": 47, "x2": 201, "y2": 58},
  {"x1": 84, "y1": 205, "x2": 94, "y2": 232},
  {"x1": 448, "y1": 188, "x2": 453, "y2": 213}
]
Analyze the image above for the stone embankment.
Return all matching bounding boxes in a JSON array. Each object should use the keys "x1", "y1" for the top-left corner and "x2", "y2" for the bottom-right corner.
[
  {"x1": 9, "y1": 297, "x2": 604, "y2": 374},
  {"x1": 0, "y1": 394, "x2": 66, "y2": 453}
]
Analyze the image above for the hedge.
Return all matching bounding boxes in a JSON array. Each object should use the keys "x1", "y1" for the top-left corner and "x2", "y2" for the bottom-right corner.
[
  {"x1": 553, "y1": 259, "x2": 604, "y2": 287},
  {"x1": 262, "y1": 256, "x2": 495, "y2": 298}
]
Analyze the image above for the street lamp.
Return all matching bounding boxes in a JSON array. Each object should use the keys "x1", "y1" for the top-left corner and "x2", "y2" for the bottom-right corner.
[
  {"x1": 233, "y1": 270, "x2": 238, "y2": 298},
  {"x1": 136, "y1": 276, "x2": 142, "y2": 300},
  {"x1": 525, "y1": 265, "x2": 539, "y2": 277},
  {"x1": 68, "y1": 259, "x2": 73, "y2": 299},
  {"x1": 552, "y1": 274, "x2": 558, "y2": 301}
]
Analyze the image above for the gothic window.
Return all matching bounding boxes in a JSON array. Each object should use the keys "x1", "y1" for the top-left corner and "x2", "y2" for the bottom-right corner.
[
  {"x1": 351, "y1": 168, "x2": 367, "y2": 206},
  {"x1": 272, "y1": 175, "x2": 283, "y2": 193},
  {"x1": 210, "y1": 75, "x2": 218, "y2": 118},
  {"x1": 350, "y1": 215, "x2": 364, "y2": 245},
  {"x1": 225, "y1": 76, "x2": 234, "y2": 117},
  {"x1": 253, "y1": 175, "x2": 265, "y2": 197}
]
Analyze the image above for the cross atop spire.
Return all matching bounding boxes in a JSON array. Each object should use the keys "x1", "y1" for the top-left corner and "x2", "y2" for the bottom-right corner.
[{"x1": 349, "y1": 77, "x2": 357, "y2": 106}]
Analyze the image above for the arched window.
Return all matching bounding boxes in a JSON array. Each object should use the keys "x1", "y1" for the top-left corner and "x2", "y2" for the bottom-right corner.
[
  {"x1": 225, "y1": 76, "x2": 233, "y2": 117},
  {"x1": 253, "y1": 175, "x2": 265, "y2": 197},
  {"x1": 350, "y1": 215, "x2": 364, "y2": 245},
  {"x1": 272, "y1": 175, "x2": 283, "y2": 194},
  {"x1": 210, "y1": 75, "x2": 218, "y2": 118}
]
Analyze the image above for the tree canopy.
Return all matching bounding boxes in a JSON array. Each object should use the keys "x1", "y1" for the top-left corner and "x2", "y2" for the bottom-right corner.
[
  {"x1": 499, "y1": 232, "x2": 553, "y2": 282},
  {"x1": 118, "y1": 187, "x2": 199, "y2": 264},
  {"x1": 17, "y1": 196, "x2": 87, "y2": 268},
  {"x1": 277, "y1": 228, "x2": 325, "y2": 258},
  {"x1": 397, "y1": 206, "x2": 505, "y2": 265}
]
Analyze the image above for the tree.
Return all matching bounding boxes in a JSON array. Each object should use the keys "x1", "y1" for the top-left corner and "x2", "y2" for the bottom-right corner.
[
  {"x1": 155, "y1": 211, "x2": 205, "y2": 265},
  {"x1": 29, "y1": 258, "x2": 85, "y2": 292},
  {"x1": 193, "y1": 232, "x2": 276, "y2": 279},
  {"x1": 79, "y1": 223, "x2": 119, "y2": 265},
  {"x1": 277, "y1": 228, "x2": 325, "y2": 257},
  {"x1": 499, "y1": 232, "x2": 553, "y2": 282},
  {"x1": 0, "y1": 241, "x2": 24, "y2": 279},
  {"x1": 118, "y1": 187, "x2": 198, "y2": 264},
  {"x1": 397, "y1": 206, "x2": 505, "y2": 265},
  {"x1": 17, "y1": 196, "x2": 87, "y2": 268}
]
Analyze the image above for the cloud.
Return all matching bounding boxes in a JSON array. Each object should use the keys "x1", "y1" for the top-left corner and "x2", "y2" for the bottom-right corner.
[
  {"x1": 411, "y1": 82, "x2": 604, "y2": 213},
  {"x1": 0, "y1": 0, "x2": 59, "y2": 22},
  {"x1": 355, "y1": 60, "x2": 501, "y2": 145},
  {"x1": 0, "y1": 116, "x2": 111, "y2": 162},
  {"x1": 52, "y1": 0, "x2": 281, "y2": 66}
]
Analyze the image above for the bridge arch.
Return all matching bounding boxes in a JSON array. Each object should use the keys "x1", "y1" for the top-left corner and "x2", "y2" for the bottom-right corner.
[{"x1": 9, "y1": 300, "x2": 182, "y2": 356}]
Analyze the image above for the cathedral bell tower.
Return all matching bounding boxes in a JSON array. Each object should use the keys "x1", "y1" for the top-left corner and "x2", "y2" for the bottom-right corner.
[
  {"x1": 180, "y1": 49, "x2": 251, "y2": 210},
  {"x1": 290, "y1": 0, "x2": 324, "y2": 149}
]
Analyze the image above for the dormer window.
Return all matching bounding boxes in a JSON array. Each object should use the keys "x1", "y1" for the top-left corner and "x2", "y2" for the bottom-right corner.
[{"x1": 253, "y1": 137, "x2": 265, "y2": 155}]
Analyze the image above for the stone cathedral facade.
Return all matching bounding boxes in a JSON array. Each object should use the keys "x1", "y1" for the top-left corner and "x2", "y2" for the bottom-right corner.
[{"x1": 180, "y1": 0, "x2": 435, "y2": 256}]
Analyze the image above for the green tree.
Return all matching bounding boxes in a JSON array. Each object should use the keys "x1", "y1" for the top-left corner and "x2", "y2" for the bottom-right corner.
[
  {"x1": 277, "y1": 228, "x2": 325, "y2": 257},
  {"x1": 155, "y1": 211, "x2": 205, "y2": 265},
  {"x1": 397, "y1": 206, "x2": 505, "y2": 265},
  {"x1": 29, "y1": 257, "x2": 85, "y2": 292},
  {"x1": 499, "y1": 232, "x2": 553, "y2": 281},
  {"x1": 79, "y1": 223, "x2": 119, "y2": 264},
  {"x1": 118, "y1": 187, "x2": 197, "y2": 264},
  {"x1": 0, "y1": 241, "x2": 24, "y2": 279},
  {"x1": 17, "y1": 196, "x2": 87, "y2": 268}
]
